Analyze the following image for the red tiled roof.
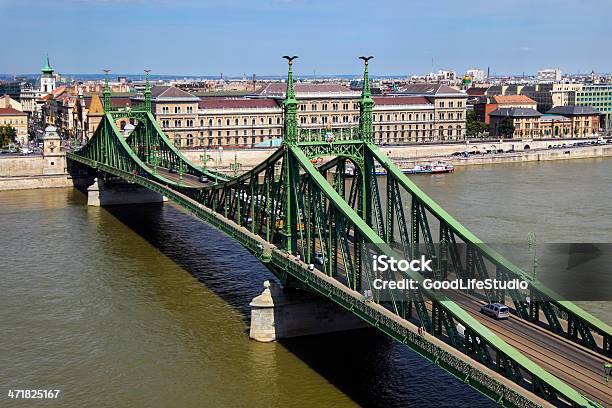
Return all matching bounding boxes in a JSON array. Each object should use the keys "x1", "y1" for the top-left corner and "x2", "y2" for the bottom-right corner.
[
  {"x1": 255, "y1": 83, "x2": 353, "y2": 96},
  {"x1": 373, "y1": 96, "x2": 431, "y2": 106},
  {"x1": 198, "y1": 98, "x2": 279, "y2": 109},
  {"x1": 492, "y1": 95, "x2": 536, "y2": 105},
  {"x1": 0, "y1": 107, "x2": 26, "y2": 116}
]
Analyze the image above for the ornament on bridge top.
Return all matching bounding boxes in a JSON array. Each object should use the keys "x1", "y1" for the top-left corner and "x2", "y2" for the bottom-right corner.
[
  {"x1": 324, "y1": 123, "x2": 335, "y2": 144},
  {"x1": 144, "y1": 69, "x2": 152, "y2": 113},
  {"x1": 103, "y1": 69, "x2": 111, "y2": 112},
  {"x1": 282, "y1": 56, "x2": 299, "y2": 146},
  {"x1": 358, "y1": 56, "x2": 374, "y2": 143}
]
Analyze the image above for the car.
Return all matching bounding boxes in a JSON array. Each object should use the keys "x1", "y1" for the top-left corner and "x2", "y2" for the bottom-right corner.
[
  {"x1": 480, "y1": 303, "x2": 510, "y2": 319},
  {"x1": 314, "y1": 251, "x2": 325, "y2": 265},
  {"x1": 199, "y1": 175, "x2": 209, "y2": 183}
]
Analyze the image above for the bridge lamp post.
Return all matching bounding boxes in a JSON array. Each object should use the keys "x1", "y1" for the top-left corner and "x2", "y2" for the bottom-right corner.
[
  {"x1": 178, "y1": 160, "x2": 184, "y2": 185},
  {"x1": 230, "y1": 152, "x2": 242, "y2": 177},
  {"x1": 527, "y1": 231, "x2": 538, "y2": 281}
]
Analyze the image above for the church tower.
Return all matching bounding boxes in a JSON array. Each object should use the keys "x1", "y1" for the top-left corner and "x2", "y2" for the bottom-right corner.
[{"x1": 40, "y1": 55, "x2": 56, "y2": 94}]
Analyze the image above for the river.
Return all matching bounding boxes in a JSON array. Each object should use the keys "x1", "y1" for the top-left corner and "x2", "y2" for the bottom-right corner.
[{"x1": 1, "y1": 157, "x2": 610, "y2": 407}]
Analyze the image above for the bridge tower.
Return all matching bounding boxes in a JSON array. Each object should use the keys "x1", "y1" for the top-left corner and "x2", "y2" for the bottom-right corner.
[
  {"x1": 102, "y1": 70, "x2": 111, "y2": 112},
  {"x1": 144, "y1": 70, "x2": 152, "y2": 113},
  {"x1": 281, "y1": 56, "x2": 300, "y2": 255}
]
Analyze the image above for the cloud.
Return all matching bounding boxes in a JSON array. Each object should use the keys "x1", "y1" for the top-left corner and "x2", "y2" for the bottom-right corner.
[{"x1": 519, "y1": 46, "x2": 531, "y2": 52}]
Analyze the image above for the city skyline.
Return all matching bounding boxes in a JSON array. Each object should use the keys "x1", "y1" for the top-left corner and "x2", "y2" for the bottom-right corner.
[{"x1": 2, "y1": 0, "x2": 612, "y2": 76}]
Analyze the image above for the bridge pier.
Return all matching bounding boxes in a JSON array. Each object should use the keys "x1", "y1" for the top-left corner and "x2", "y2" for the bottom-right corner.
[
  {"x1": 249, "y1": 280, "x2": 368, "y2": 342},
  {"x1": 87, "y1": 177, "x2": 168, "y2": 206}
]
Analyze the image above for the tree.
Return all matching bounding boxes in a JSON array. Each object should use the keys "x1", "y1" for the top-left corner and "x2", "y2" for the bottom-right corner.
[
  {"x1": 497, "y1": 118, "x2": 515, "y2": 138},
  {"x1": 466, "y1": 110, "x2": 488, "y2": 137},
  {"x1": 0, "y1": 125, "x2": 17, "y2": 147}
]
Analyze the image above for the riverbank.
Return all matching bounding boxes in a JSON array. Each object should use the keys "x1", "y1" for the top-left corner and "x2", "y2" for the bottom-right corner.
[
  {"x1": 2, "y1": 138, "x2": 611, "y2": 191},
  {"x1": 396, "y1": 144, "x2": 612, "y2": 168},
  {"x1": 181, "y1": 138, "x2": 611, "y2": 172},
  {"x1": 0, "y1": 153, "x2": 72, "y2": 191}
]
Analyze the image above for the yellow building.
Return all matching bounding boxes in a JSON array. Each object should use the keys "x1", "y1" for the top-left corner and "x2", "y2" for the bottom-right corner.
[{"x1": 0, "y1": 106, "x2": 28, "y2": 144}]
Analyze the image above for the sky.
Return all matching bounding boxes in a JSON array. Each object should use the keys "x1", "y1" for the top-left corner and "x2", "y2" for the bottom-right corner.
[{"x1": 1, "y1": 0, "x2": 612, "y2": 77}]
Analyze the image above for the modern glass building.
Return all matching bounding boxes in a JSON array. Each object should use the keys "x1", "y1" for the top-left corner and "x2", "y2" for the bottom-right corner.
[{"x1": 575, "y1": 84, "x2": 612, "y2": 129}]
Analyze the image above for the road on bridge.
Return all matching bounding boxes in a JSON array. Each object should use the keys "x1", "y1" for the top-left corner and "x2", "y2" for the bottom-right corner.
[{"x1": 445, "y1": 292, "x2": 611, "y2": 405}]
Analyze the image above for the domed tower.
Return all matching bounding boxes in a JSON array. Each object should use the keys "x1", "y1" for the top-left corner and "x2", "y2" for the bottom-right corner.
[
  {"x1": 461, "y1": 74, "x2": 472, "y2": 90},
  {"x1": 40, "y1": 55, "x2": 56, "y2": 94}
]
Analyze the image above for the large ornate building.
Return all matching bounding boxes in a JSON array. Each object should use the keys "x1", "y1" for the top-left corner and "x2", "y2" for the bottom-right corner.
[{"x1": 142, "y1": 82, "x2": 468, "y2": 148}]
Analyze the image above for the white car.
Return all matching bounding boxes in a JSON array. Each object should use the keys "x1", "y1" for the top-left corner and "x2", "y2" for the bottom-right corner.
[
  {"x1": 314, "y1": 251, "x2": 325, "y2": 265},
  {"x1": 480, "y1": 303, "x2": 510, "y2": 319}
]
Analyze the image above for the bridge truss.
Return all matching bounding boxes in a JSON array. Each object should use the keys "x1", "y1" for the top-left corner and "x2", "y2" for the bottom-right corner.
[{"x1": 67, "y1": 60, "x2": 611, "y2": 408}]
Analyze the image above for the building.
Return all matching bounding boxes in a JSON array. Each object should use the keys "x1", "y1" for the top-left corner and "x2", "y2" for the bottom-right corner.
[
  {"x1": 466, "y1": 69, "x2": 486, "y2": 83},
  {"x1": 574, "y1": 84, "x2": 612, "y2": 129},
  {"x1": 0, "y1": 95, "x2": 23, "y2": 110},
  {"x1": 196, "y1": 98, "x2": 282, "y2": 147},
  {"x1": 392, "y1": 84, "x2": 468, "y2": 141},
  {"x1": 40, "y1": 56, "x2": 56, "y2": 94},
  {"x1": 0, "y1": 80, "x2": 23, "y2": 101},
  {"x1": 372, "y1": 96, "x2": 439, "y2": 143},
  {"x1": 474, "y1": 95, "x2": 537, "y2": 124},
  {"x1": 539, "y1": 114, "x2": 572, "y2": 138},
  {"x1": 489, "y1": 104, "x2": 599, "y2": 139},
  {"x1": 489, "y1": 108, "x2": 541, "y2": 138},
  {"x1": 134, "y1": 85, "x2": 199, "y2": 147},
  {"x1": 0, "y1": 106, "x2": 29, "y2": 144},
  {"x1": 546, "y1": 106, "x2": 600, "y2": 136},
  {"x1": 538, "y1": 69, "x2": 562, "y2": 82}
]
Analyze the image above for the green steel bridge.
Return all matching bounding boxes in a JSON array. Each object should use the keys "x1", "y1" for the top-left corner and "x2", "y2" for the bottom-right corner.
[{"x1": 67, "y1": 57, "x2": 612, "y2": 408}]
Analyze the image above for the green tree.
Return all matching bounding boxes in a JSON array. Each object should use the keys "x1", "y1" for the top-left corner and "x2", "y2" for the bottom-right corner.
[
  {"x1": 497, "y1": 118, "x2": 515, "y2": 138},
  {"x1": 0, "y1": 125, "x2": 17, "y2": 147},
  {"x1": 466, "y1": 110, "x2": 488, "y2": 137}
]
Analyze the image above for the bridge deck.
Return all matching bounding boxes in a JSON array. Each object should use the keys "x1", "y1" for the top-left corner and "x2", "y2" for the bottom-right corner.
[
  {"x1": 153, "y1": 168, "x2": 208, "y2": 188},
  {"x1": 446, "y1": 292, "x2": 612, "y2": 405}
]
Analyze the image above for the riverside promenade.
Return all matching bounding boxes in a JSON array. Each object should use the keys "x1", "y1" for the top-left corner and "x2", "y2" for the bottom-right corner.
[{"x1": 181, "y1": 137, "x2": 611, "y2": 172}]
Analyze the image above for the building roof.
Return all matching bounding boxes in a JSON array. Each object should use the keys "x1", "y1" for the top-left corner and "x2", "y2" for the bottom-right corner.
[
  {"x1": 0, "y1": 107, "x2": 26, "y2": 116},
  {"x1": 150, "y1": 85, "x2": 198, "y2": 100},
  {"x1": 397, "y1": 83, "x2": 464, "y2": 96},
  {"x1": 547, "y1": 105, "x2": 600, "y2": 115},
  {"x1": 492, "y1": 95, "x2": 536, "y2": 105},
  {"x1": 254, "y1": 83, "x2": 355, "y2": 97},
  {"x1": 88, "y1": 95, "x2": 104, "y2": 115},
  {"x1": 489, "y1": 107, "x2": 542, "y2": 118},
  {"x1": 372, "y1": 96, "x2": 431, "y2": 106},
  {"x1": 198, "y1": 98, "x2": 280, "y2": 110},
  {"x1": 466, "y1": 87, "x2": 488, "y2": 96},
  {"x1": 83, "y1": 95, "x2": 131, "y2": 109},
  {"x1": 41, "y1": 55, "x2": 53, "y2": 74}
]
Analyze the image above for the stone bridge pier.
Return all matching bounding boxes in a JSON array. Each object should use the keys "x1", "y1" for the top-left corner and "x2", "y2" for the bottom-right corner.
[
  {"x1": 87, "y1": 177, "x2": 168, "y2": 206},
  {"x1": 249, "y1": 280, "x2": 368, "y2": 342}
]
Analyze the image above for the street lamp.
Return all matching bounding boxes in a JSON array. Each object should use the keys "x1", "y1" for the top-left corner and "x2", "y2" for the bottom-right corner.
[{"x1": 527, "y1": 232, "x2": 538, "y2": 281}]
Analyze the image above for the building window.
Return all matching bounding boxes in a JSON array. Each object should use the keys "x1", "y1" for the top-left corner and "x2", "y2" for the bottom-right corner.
[
  {"x1": 174, "y1": 106, "x2": 181, "y2": 113},
  {"x1": 187, "y1": 106, "x2": 193, "y2": 113}
]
